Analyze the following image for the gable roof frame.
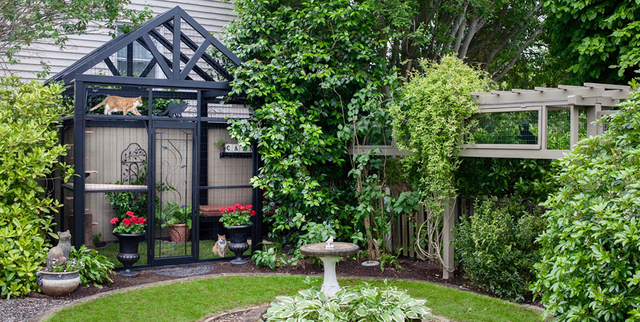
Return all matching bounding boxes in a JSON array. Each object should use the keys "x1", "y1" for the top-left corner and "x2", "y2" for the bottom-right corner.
[{"x1": 48, "y1": 6, "x2": 241, "y2": 87}]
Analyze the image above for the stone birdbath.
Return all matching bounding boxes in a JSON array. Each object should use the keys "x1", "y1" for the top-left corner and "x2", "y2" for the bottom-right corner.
[{"x1": 299, "y1": 238, "x2": 359, "y2": 297}]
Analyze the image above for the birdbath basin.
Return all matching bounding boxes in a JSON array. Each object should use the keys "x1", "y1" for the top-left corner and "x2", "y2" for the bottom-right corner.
[{"x1": 299, "y1": 242, "x2": 359, "y2": 297}]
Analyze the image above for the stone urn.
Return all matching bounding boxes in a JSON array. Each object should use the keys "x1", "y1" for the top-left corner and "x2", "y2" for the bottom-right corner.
[
  {"x1": 114, "y1": 232, "x2": 145, "y2": 277},
  {"x1": 168, "y1": 223, "x2": 190, "y2": 243},
  {"x1": 226, "y1": 224, "x2": 251, "y2": 266},
  {"x1": 36, "y1": 269, "x2": 80, "y2": 297}
]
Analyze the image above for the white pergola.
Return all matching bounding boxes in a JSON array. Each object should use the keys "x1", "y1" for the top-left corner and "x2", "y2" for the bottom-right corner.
[
  {"x1": 349, "y1": 82, "x2": 631, "y2": 280},
  {"x1": 462, "y1": 82, "x2": 630, "y2": 159}
]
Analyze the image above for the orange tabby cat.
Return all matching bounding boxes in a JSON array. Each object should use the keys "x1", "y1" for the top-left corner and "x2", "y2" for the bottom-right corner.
[
  {"x1": 211, "y1": 234, "x2": 227, "y2": 257},
  {"x1": 89, "y1": 96, "x2": 143, "y2": 116}
]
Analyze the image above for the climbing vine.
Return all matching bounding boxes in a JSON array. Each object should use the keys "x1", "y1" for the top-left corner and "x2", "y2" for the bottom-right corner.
[{"x1": 389, "y1": 56, "x2": 492, "y2": 265}]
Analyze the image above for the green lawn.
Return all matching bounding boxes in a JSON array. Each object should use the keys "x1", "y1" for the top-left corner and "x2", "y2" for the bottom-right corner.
[
  {"x1": 98, "y1": 239, "x2": 234, "y2": 266},
  {"x1": 46, "y1": 276, "x2": 545, "y2": 322}
]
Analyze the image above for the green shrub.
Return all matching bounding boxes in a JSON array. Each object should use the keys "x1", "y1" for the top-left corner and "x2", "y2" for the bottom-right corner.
[
  {"x1": 70, "y1": 245, "x2": 114, "y2": 287},
  {"x1": 0, "y1": 76, "x2": 72, "y2": 298},
  {"x1": 533, "y1": 86, "x2": 640, "y2": 321},
  {"x1": 453, "y1": 199, "x2": 545, "y2": 301},
  {"x1": 265, "y1": 283, "x2": 432, "y2": 321},
  {"x1": 252, "y1": 247, "x2": 297, "y2": 270}
]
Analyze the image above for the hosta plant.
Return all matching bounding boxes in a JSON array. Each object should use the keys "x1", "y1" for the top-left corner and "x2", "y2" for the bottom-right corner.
[{"x1": 265, "y1": 283, "x2": 433, "y2": 321}]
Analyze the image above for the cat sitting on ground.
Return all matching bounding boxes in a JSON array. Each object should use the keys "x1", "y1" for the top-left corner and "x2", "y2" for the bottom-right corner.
[
  {"x1": 211, "y1": 234, "x2": 227, "y2": 257},
  {"x1": 46, "y1": 230, "x2": 72, "y2": 269},
  {"x1": 89, "y1": 96, "x2": 143, "y2": 116}
]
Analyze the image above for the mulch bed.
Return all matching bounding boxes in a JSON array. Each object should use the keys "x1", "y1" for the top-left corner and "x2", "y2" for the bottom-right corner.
[{"x1": 28, "y1": 257, "x2": 483, "y2": 301}]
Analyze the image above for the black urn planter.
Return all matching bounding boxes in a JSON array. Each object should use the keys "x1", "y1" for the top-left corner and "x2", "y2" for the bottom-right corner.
[
  {"x1": 114, "y1": 232, "x2": 145, "y2": 277},
  {"x1": 226, "y1": 225, "x2": 251, "y2": 266}
]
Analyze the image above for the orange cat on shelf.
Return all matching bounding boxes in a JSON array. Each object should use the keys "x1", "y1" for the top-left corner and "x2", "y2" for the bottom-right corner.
[{"x1": 89, "y1": 96, "x2": 143, "y2": 116}]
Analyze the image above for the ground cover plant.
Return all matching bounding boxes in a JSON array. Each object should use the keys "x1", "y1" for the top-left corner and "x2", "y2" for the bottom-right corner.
[
  {"x1": 0, "y1": 76, "x2": 73, "y2": 298},
  {"x1": 265, "y1": 283, "x2": 432, "y2": 321},
  {"x1": 45, "y1": 276, "x2": 543, "y2": 322},
  {"x1": 533, "y1": 84, "x2": 640, "y2": 321}
]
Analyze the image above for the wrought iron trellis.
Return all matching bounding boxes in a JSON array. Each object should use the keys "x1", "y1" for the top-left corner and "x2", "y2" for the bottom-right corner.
[{"x1": 121, "y1": 143, "x2": 147, "y2": 184}]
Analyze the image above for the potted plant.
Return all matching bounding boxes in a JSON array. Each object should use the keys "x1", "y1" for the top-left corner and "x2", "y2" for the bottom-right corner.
[
  {"x1": 37, "y1": 257, "x2": 82, "y2": 297},
  {"x1": 219, "y1": 204, "x2": 255, "y2": 266},
  {"x1": 157, "y1": 202, "x2": 193, "y2": 243},
  {"x1": 215, "y1": 139, "x2": 227, "y2": 153},
  {"x1": 111, "y1": 210, "x2": 146, "y2": 277}
]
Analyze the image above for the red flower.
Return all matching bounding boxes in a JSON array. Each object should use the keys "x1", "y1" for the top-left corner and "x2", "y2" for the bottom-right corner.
[
  {"x1": 246, "y1": 205, "x2": 253, "y2": 209},
  {"x1": 227, "y1": 206, "x2": 234, "y2": 212},
  {"x1": 126, "y1": 211, "x2": 134, "y2": 217},
  {"x1": 131, "y1": 216, "x2": 139, "y2": 222},
  {"x1": 238, "y1": 205, "x2": 245, "y2": 211},
  {"x1": 141, "y1": 218, "x2": 147, "y2": 224},
  {"x1": 122, "y1": 218, "x2": 131, "y2": 226},
  {"x1": 250, "y1": 210, "x2": 256, "y2": 216},
  {"x1": 219, "y1": 208, "x2": 225, "y2": 212},
  {"x1": 234, "y1": 203, "x2": 242, "y2": 209},
  {"x1": 110, "y1": 217, "x2": 119, "y2": 225}
]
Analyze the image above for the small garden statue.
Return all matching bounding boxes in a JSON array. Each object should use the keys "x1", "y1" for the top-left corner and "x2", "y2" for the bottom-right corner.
[
  {"x1": 46, "y1": 230, "x2": 71, "y2": 270},
  {"x1": 325, "y1": 236, "x2": 334, "y2": 249}
]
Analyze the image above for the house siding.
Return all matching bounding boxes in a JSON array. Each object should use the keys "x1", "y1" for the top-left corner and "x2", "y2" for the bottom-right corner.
[{"x1": 2, "y1": 0, "x2": 235, "y2": 81}]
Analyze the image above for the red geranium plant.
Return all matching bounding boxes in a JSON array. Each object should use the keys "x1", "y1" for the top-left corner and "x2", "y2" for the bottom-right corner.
[
  {"x1": 111, "y1": 210, "x2": 146, "y2": 234},
  {"x1": 219, "y1": 204, "x2": 255, "y2": 227}
]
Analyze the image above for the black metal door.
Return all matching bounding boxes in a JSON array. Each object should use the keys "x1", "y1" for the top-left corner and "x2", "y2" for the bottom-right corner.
[{"x1": 150, "y1": 121, "x2": 197, "y2": 265}]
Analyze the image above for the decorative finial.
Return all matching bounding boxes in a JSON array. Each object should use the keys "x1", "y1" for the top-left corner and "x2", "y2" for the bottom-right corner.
[{"x1": 325, "y1": 236, "x2": 335, "y2": 248}]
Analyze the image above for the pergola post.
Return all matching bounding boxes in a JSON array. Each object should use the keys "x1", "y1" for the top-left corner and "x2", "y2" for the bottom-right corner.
[
  {"x1": 442, "y1": 196, "x2": 456, "y2": 279},
  {"x1": 587, "y1": 103, "x2": 602, "y2": 138}
]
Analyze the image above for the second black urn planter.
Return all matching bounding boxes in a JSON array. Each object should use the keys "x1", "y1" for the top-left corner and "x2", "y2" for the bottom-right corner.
[
  {"x1": 114, "y1": 232, "x2": 145, "y2": 277},
  {"x1": 226, "y1": 224, "x2": 251, "y2": 266}
]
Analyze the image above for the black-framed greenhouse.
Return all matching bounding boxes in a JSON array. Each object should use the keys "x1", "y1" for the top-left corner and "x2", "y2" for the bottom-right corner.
[{"x1": 47, "y1": 6, "x2": 263, "y2": 268}]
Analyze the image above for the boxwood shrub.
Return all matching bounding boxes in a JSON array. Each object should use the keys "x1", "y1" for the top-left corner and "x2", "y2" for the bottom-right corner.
[
  {"x1": 533, "y1": 85, "x2": 640, "y2": 321},
  {"x1": 453, "y1": 198, "x2": 545, "y2": 301}
]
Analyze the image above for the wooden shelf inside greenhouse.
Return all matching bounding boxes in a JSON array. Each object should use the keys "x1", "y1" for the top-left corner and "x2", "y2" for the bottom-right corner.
[{"x1": 62, "y1": 183, "x2": 148, "y2": 192}]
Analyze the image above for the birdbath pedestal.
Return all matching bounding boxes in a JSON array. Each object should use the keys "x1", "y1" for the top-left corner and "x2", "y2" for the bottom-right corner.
[{"x1": 299, "y1": 242, "x2": 359, "y2": 297}]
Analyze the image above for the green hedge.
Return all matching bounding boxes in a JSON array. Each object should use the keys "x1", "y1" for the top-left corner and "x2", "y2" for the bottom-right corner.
[{"x1": 0, "y1": 76, "x2": 72, "y2": 298}]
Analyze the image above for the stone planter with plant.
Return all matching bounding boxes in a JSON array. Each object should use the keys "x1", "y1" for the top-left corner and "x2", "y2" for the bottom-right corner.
[
  {"x1": 111, "y1": 211, "x2": 146, "y2": 277},
  {"x1": 220, "y1": 204, "x2": 255, "y2": 266}
]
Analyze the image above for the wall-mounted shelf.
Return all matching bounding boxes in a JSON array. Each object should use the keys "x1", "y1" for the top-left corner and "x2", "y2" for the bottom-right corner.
[
  {"x1": 62, "y1": 183, "x2": 148, "y2": 193},
  {"x1": 219, "y1": 152, "x2": 251, "y2": 159}
]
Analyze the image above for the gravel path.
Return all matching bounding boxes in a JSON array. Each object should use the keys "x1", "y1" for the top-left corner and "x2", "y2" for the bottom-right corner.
[{"x1": 0, "y1": 297, "x2": 73, "y2": 322}]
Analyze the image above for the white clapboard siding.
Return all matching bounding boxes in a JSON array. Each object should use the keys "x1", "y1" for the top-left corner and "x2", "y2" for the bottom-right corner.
[{"x1": 2, "y1": 0, "x2": 235, "y2": 82}]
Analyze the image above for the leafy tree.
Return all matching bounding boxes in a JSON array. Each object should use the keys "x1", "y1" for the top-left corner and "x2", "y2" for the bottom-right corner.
[
  {"x1": 0, "y1": 0, "x2": 151, "y2": 71},
  {"x1": 456, "y1": 158, "x2": 558, "y2": 204},
  {"x1": 533, "y1": 83, "x2": 640, "y2": 321},
  {"x1": 225, "y1": 0, "x2": 399, "y2": 249},
  {"x1": 372, "y1": 0, "x2": 545, "y2": 81},
  {"x1": 544, "y1": 0, "x2": 640, "y2": 84},
  {"x1": 0, "y1": 76, "x2": 73, "y2": 298}
]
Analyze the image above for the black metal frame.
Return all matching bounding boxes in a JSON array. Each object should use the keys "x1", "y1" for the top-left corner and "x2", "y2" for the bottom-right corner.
[{"x1": 50, "y1": 6, "x2": 261, "y2": 268}]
